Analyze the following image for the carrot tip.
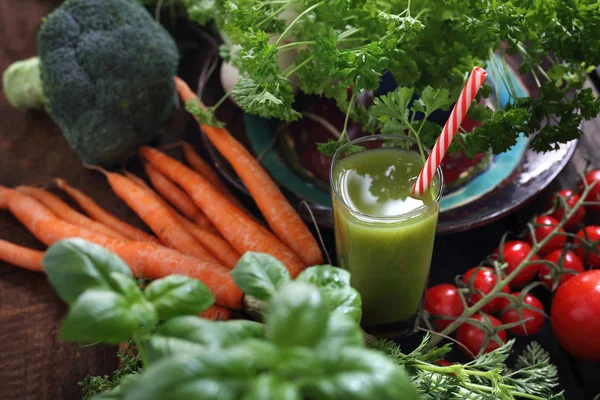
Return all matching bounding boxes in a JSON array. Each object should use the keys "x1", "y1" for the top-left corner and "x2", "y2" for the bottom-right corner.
[{"x1": 82, "y1": 163, "x2": 108, "y2": 175}]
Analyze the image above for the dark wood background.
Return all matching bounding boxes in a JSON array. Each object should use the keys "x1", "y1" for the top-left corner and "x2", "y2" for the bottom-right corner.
[{"x1": 1, "y1": 1, "x2": 599, "y2": 399}]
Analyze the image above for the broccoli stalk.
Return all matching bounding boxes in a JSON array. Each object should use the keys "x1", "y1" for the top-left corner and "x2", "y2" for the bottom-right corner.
[{"x1": 1, "y1": 0, "x2": 180, "y2": 166}]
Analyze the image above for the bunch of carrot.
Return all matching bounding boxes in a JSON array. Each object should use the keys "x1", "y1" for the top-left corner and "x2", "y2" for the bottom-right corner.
[{"x1": 0, "y1": 76, "x2": 323, "y2": 321}]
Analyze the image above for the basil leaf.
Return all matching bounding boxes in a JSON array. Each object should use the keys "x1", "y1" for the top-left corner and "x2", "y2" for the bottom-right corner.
[
  {"x1": 316, "y1": 312, "x2": 364, "y2": 350},
  {"x1": 242, "y1": 375, "x2": 301, "y2": 400},
  {"x1": 301, "y1": 348, "x2": 420, "y2": 400},
  {"x1": 59, "y1": 290, "x2": 156, "y2": 344},
  {"x1": 146, "y1": 317, "x2": 264, "y2": 362},
  {"x1": 145, "y1": 275, "x2": 215, "y2": 319},
  {"x1": 231, "y1": 252, "x2": 290, "y2": 301},
  {"x1": 122, "y1": 346, "x2": 270, "y2": 400},
  {"x1": 296, "y1": 266, "x2": 362, "y2": 322},
  {"x1": 265, "y1": 282, "x2": 329, "y2": 348},
  {"x1": 43, "y1": 238, "x2": 133, "y2": 305}
]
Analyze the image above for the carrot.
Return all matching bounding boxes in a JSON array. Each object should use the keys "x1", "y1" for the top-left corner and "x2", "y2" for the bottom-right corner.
[
  {"x1": 176, "y1": 214, "x2": 240, "y2": 269},
  {"x1": 54, "y1": 178, "x2": 159, "y2": 243},
  {"x1": 16, "y1": 186, "x2": 128, "y2": 240},
  {"x1": 198, "y1": 305, "x2": 232, "y2": 321},
  {"x1": 93, "y1": 169, "x2": 222, "y2": 265},
  {"x1": 140, "y1": 146, "x2": 306, "y2": 277},
  {"x1": 0, "y1": 187, "x2": 242, "y2": 308},
  {"x1": 143, "y1": 163, "x2": 218, "y2": 233},
  {"x1": 175, "y1": 77, "x2": 323, "y2": 267},
  {"x1": 0, "y1": 239, "x2": 44, "y2": 272},
  {"x1": 182, "y1": 142, "x2": 234, "y2": 197},
  {"x1": 126, "y1": 171, "x2": 240, "y2": 269}
]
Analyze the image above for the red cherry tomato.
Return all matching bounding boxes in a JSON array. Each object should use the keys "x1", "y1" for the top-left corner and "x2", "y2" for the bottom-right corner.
[
  {"x1": 500, "y1": 292, "x2": 545, "y2": 336},
  {"x1": 540, "y1": 250, "x2": 584, "y2": 290},
  {"x1": 494, "y1": 241, "x2": 539, "y2": 288},
  {"x1": 461, "y1": 267, "x2": 510, "y2": 313},
  {"x1": 424, "y1": 284, "x2": 465, "y2": 331},
  {"x1": 457, "y1": 313, "x2": 507, "y2": 358},
  {"x1": 579, "y1": 169, "x2": 600, "y2": 213},
  {"x1": 551, "y1": 270, "x2": 600, "y2": 362},
  {"x1": 531, "y1": 215, "x2": 566, "y2": 256},
  {"x1": 548, "y1": 190, "x2": 585, "y2": 230},
  {"x1": 574, "y1": 226, "x2": 600, "y2": 269}
]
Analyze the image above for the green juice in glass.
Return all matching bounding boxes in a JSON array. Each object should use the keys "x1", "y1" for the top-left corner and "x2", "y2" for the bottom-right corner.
[{"x1": 331, "y1": 139, "x2": 441, "y2": 327}]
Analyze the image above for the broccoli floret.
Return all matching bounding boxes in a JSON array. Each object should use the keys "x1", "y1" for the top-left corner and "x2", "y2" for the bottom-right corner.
[{"x1": 2, "y1": 0, "x2": 179, "y2": 166}]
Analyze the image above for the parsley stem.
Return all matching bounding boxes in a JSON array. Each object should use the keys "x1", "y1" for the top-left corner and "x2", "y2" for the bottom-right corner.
[
  {"x1": 212, "y1": 88, "x2": 234, "y2": 111},
  {"x1": 277, "y1": 41, "x2": 314, "y2": 51},
  {"x1": 284, "y1": 55, "x2": 314, "y2": 78},
  {"x1": 257, "y1": 3, "x2": 291, "y2": 29},
  {"x1": 276, "y1": 2, "x2": 323, "y2": 46},
  {"x1": 488, "y1": 48, "x2": 502, "y2": 110}
]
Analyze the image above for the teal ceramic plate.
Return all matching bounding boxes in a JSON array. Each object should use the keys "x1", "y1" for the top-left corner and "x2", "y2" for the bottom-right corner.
[{"x1": 204, "y1": 57, "x2": 578, "y2": 234}]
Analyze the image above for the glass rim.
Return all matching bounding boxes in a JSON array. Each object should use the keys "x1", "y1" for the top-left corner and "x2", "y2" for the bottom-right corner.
[{"x1": 329, "y1": 134, "x2": 444, "y2": 222}]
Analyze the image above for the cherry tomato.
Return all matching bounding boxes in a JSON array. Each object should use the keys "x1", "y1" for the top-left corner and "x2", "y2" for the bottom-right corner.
[
  {"x1": 579, "y1": 169, "x2": 600, "y2": 214},
  {"x1": 574, "y1": 226, "x2": 600, "y2": 268},
  {"x1": 531, "y1": 215, "x2": 566, "y2": 256},
  {"x1": 457, "y1": 313, "x2": 507, "y2": 358},
  {"x1": 461, "y1": 267, "x2": 510, "y2": 313},
  {"x1": 424, "y1": 284, "x2": 465, "y2": 331},
  {"x1": 548, "y1": 190, "x2": 585, "y2": 230},
  {"x1": 540, "y1": 250, "x2": 584, "y2": 290},
  {"x1": 551, "y1": 270, "x2": 600, "y2": 362},
  {"x1": 500, "y1": 292, "x2": 545, "y2": 336},
  {"x1": 494, "y1": 241, "x2": 539, "y2": 288}
]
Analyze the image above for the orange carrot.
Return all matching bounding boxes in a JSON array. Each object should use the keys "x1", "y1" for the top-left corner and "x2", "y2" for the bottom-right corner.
[
  {"x1": 140, "y1": 146, "x2": 306, "y2": 277},
  {"x1": 198, "y1": 305, "x2": 232, "y2": 321},
  {"x1": 54, "y1": 178, "x2": 159, "y2": 243},
  {"x1": 126, "y1": 171, "x2": 240, "y2": 269},
  {"x1": 175, "y1": 77, "x2": 323, "y2": 267},
  {"x1": 17, "y1": 186, "x2": 129, "y2": 240},
  {"x1": 144, "y1": 162, "x2": 202, "y2": 220},
  {"x1": 143, "y1": 163, "x2": 217, "y2": 233},
  {"x1": 94, "y1": 169, "x2": 221, "y2": 265},
  {"x1": 182, "y1": 142, "x2": 233, "y2": 196},
  {"x1": 182, "y1": 142, "x2": 261, "y2": 221},
  {"x1": 176, "y1": 214, "x2": 240, "y2": 269},
  {"x1": 0, "y1": 187, "x2": 242, "y2": 308},
  {"x1": 0, "y1": 239, "x2": 44, "y2": 272}
]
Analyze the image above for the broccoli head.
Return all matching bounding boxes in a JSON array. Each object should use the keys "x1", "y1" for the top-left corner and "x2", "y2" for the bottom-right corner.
[{"x1": 2, "y1": 0, "x2": 180, "y2": 166}]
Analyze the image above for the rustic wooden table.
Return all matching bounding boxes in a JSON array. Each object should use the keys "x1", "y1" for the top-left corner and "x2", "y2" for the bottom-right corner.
[{"x1": 1, "y1": 2, "x2": 599, "y2": 399}]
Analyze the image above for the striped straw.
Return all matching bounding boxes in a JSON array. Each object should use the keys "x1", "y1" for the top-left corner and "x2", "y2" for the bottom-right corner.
[{"x1": 412, "y1": 66, "x2": 488, "y2": 195}]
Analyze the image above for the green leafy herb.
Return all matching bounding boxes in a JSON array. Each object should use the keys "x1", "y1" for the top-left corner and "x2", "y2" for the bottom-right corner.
[
  {"x1": 182, "y1": 0, "x2": 600, "y2": 157},
  {"x1": 231, "y1": 251, "x2": 290, "y2": 301}
]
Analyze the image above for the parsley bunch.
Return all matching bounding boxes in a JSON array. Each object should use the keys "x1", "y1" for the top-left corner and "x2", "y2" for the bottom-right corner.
[{"x1": 182, "y1": 0, "x2": 599, "y2": 157}]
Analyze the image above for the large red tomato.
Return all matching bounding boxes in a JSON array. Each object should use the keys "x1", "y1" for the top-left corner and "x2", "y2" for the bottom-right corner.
[{"x1": 551, "y1": 270, "x2": 600, "y2": 362}]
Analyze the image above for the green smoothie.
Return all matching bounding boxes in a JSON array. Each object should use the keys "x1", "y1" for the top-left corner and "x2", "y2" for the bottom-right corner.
[{"x1": 332, "y1": 147, "x2": 440, "y2": 326}]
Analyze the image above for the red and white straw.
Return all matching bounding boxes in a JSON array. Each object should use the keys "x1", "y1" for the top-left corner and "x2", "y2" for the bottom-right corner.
[{"x1": 412, "y1": 66, "x2": 488, "y2": 195}]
